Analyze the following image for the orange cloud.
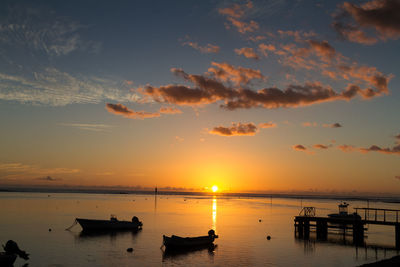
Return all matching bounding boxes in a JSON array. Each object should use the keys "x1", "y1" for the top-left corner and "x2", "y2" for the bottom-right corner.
[
  {"x1": 293, "y1": 144, "x2": 307, "y2": 151},
  {"x1": 313, "y1": 144, "x2": 329, "y2": 149},
  {"x1": 338, "y1": 144, "x2": 357, "y2": 152},
  {"x1": 208, "y1": 62, "x2": 265, "y2": 85},
  {"x1": 106, "y1": 103, "x2": 160, "y2": 119},
  {"x1": 323, "y1": 123, "x2": 342, "y2": 128},
  {"x1": 219, "y1": 1, "x2": 259, "y2": 34},
  {"x1": 258, "y1": 122, "x2": 277, "y2": 128},
  {"x1": 159, "y1": 106, "x2": 182, "y2": 114},
  {"x1": 234, "y1": 47, "x2": 259, "y2": 59},
  {"x1": 333, "y1": 0, "x2": 400, "y2": 44},
  {"x1": 302, "y1": 122, "x2": 318, "y2": 127},
  {"x1": 338, "y1": 135, "x2": 400, "y2": 155},
  {"x1": 183, "y1": 41, "x2": 220, "y2": 53},
  {"x1": 209, "y1": 122, "x2": 257, "y2": 136},
  {"x1": 258, "y1": 43, "x2": 276, "y2": 57}
]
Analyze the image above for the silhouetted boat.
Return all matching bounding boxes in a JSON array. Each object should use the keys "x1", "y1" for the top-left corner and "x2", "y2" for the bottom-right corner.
[
  {"x1": 76, "y1": 215, "x2": 142, "y2": 231},
  {"x1": 328, "y1": 202, "x2": 361, "y2": 220},
  {"x1": 163, "y1": 230, "x2": 218, "y2": 250},
  {"x1": 0, "y1": 253, "x2": 17, "y2": 266}
]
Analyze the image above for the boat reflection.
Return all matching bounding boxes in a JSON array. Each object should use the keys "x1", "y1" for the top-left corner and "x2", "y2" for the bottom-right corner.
[
  {"x1": 162, "y1": 244, "x2": 217, "y2": 260},
  {"x1": 74, "y1": 229, "x2": 141, "y2": 242},
  {"x1": 212, "y1": 196, "x2": 217, "y2": 231}
]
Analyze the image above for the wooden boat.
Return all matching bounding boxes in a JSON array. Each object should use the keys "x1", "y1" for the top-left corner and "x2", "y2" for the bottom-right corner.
[
  {"x1": 0, "y1": 252, "x2": 17, "y2": 266},
  {"x1": 76, "y1": 215, "x2": 142, "y2": 231},
  {"x1": 163, "y1": 230, "x2": 218, "y2": 250}
]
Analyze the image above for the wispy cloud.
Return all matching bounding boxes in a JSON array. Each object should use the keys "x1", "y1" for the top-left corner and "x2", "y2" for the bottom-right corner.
[
  {"x1": 0, "y1": 68, "x2": 138, "y2": 106},
  {"x1": 323, "y1": 123, "x2": 342, "y2": 128},
  {"x1": 36, "y1": 176, "x2": 62, "y2": 181},
  {"x1": 105, "y1": 103, "x2": 160, "y2": 119},
  {"x1": 293, "y1": 144, "x2": 307, "y2": 151},
  {"x1": 209, "y1": 122, "x2": 258, "y2": 136},
  {"x1": 182, "y1": 41, "x2": 220, "y2": 53},
  {"x1": 0, "y1": 162, "x2": 79, "y2": 179},
  {"x1": 218, "y1": 1, "x2": 259, "y2": 34},
  {"x1": 59, "y1": 123, "x2": 113, "y2": 132},
  {"x1": 159, "y1": 106, "x2": 182, "y2": 114},
  {"x1": 258, "y1": 122, "x2": 277, "y2": 128}
]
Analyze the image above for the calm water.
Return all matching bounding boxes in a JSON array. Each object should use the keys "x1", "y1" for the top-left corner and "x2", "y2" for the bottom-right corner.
[{"x1": 1, "y1": 192, "x2": 400, "y2": 266}]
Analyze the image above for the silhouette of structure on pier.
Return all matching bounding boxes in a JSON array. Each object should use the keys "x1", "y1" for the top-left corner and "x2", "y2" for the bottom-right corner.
[{"x1": 294, "y1": 205, "x2": 400, "y2": 248}]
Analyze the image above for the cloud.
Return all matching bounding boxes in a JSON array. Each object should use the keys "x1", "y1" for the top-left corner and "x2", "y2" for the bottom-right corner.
[
  {"x1": 0, "y1": 68, "x2": 138, "y2": 106},
  {"x1": 302, "y1": 122, "x2": 318, "y2": 127},
  {"x1": 106, "y1": 103, "x2": 160, "y2": 119},
  {"x1": 313, "y1": 144, "x2": 329, "y2": 149},
  {"x1": 218, "y1": 1, "x2": 259, "y2": 34},
  {"x1": 234, "y1": 47, "x2": 259, "y2": 59},
  {"x1": 140, "y1": 63, "x2": 391, "y2": 110},
  {"x1": 258, "y1": 43, "x2": 276, "y2": 57},
  {"x1": 359, "y1": 144, "x2": 400, "y2": 155},
  {"x1": 293, "y1": 144, "x2": 307, "y2": 151},
  {"x1": 323, "y1": 123, "x2": 342, "y2": 128},
  {"x1": 36, "y1": 176, "x2": 61, "y2": 181},
  {"x1": 395, "y1": 176, "x2": 400, "y2": 180},
  {"x1": 209, "y1": 122, "x2": 258, "y2": 136},
  {"x1": 338, "y1": 144, "x2": 357, "y2": 152},
  {"x1": 59, "y1": 123, "x2": 112, "y2": 132},
  {"x1": 307, "y1": 40, "x2": 336, "y2": 61},
  {"x1": 0, "y1": 5, "x2": 100, "y2": 56},
  {"x1": 175, "y1": 136, "x2": 184, "y2": 142},
  {"x1": 258, "y1": 122, "x2": 277, "y2": 128},
  {"x1": 159, "y1": 106, "x2": 182, "y2": 114},
  {"x1": 0, "y1": 162, "x2": 79, "y2": 179},
  {"x1": 183, "y1": 41, "x2": 220, "y2": 53},
  {"x1": 207, "y1": 62, "x2": 265, "y2": 86},
  {"x1": 333, "y1": 0, "x2": 400, "y2": 44}
]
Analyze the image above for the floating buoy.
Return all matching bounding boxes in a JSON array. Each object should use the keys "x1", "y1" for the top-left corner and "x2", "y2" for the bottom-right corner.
[
  {"x1": 48, "y1": 228, "x2": 52, "y2": 232},
  {"x1": 259, "y1": 219, "x2": 262, "y2": 222},
  {"x1": 267, "y1": 235, "x2": 271, "y2": 240},
  {"x1": 127, "y1": 248, "x2": 133, "y2": 252}
]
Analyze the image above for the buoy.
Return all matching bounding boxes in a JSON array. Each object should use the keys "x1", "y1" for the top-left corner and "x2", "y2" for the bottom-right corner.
[
  {"x1": 127, "y1": 248, "x2": 133, "y2": 252},
  {"x1": 49, "y1": 228, "x2": 52, "y2": 232},
  {"x1": 267, "y1": 235, "x2": 271, "y2": 240},
  {"x1": 259, "y1": 219, "x2": 262, "y2": 222}
]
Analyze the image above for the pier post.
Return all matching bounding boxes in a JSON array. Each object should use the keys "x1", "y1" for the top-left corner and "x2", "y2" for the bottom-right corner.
[
  {"x1": 316, "y1": 219, "x2": 327, "y2": 240},
  {"x1": 297, "y1": 220, "x2": 304, "y2": 238},
  {"x1": 304, "y1": 220, "x2": 310, "y2": 239},
  {"x1": 395, "y1": 224, "x2": 400, "y2": 249},
  {"x1": 353, "y1": 221, "x2": 364, "y2": 245}
]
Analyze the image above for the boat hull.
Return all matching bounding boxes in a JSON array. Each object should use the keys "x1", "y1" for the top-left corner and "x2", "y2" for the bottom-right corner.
[
  {"x1": 76, "y1": 218, "x2": 142, "y2": 231},
  {"x1": 163, "y1": 235, "x2": 217, "y2": 249},
  {"x1": 0, "y1": 253, "x2": 17, "y2": 266}
]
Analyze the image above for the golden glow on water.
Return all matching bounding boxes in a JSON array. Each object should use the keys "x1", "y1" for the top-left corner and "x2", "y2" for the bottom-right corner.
[
  {"x1": 212, "y1": 196, "x2": 217, "y2": 231},
  {"x1": 211, "y1": 185, "x2": 218, "y2": 193}
]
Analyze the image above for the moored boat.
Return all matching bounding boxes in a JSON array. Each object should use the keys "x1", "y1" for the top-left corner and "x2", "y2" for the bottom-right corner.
[
  {"x1": 1, "y1": 240, "x2": 29, "y2": 266},
  {"x1": 76, "y1": 215, "x2": 143, "y2": 231},
  {"x1": 0, "y1": 252, "x2": 17, "y2": 266},
  {"x1": 163, "y1": 230, "x2": 218, "y2": 250},
  {"x1": 328, "y1": 202, "x2": 361, "y2": 220}
]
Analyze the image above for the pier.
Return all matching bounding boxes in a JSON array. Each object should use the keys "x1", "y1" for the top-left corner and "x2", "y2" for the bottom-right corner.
[{"x1": 294, "y1": 206, "x2": 400, "y2": 248}]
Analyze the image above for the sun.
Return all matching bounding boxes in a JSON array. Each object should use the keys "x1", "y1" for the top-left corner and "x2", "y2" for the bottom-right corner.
[{"x1": 211, "y1": 185, "x2": 218, "y2": 193}]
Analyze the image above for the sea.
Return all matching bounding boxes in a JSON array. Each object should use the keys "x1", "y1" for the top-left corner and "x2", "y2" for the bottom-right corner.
[{"x1": 1, "y1": 191, "x2": 400, "y2": 267}]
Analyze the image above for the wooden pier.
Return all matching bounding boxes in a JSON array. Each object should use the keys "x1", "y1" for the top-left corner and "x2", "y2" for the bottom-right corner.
[{"x1": 294, "y1": 206, "x2": 400, "y2": 248}]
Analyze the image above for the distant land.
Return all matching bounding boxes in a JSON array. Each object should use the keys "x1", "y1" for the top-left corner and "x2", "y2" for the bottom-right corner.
[{"x1": 1, "y1": 185, "x2": 400, "y2": 204}]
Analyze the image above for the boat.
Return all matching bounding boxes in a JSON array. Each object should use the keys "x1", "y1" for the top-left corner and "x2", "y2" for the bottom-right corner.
[
  {"x1": 76, "y1": 215, "x2": 143, "y2": 232},
  {"x1": 328, "y1": 202, "x2": 361, "y2": 220},
  {"x1": 0, "y1": 240, "x2": 29, "y2": 266},
  {"x1": 163, "y1": 230, "x2": 218, "y2": 250},
  {"x1": 0, "y1": 252, "x2": 17, "y2": 266}
]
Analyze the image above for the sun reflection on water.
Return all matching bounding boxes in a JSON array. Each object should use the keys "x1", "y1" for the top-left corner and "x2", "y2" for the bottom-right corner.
[{"x1": 212, "y1": 196, "x2": 217, "y2": 231}]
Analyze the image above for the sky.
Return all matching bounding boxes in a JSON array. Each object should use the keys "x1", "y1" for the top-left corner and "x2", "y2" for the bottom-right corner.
[{"x1": 0, "y1": 0, "x2": 399, "y2": 194}]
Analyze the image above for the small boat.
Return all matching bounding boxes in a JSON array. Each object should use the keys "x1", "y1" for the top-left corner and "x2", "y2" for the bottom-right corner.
[
  {"x1": 328, "y1": 202, "x2": 361, "y2": 220},
  {"x1": 0, "y1": 252, "x2": 17, "y2": 266},
  {"x1": 1, "y1": 240, "x2": 29, "y2": 266},
  {"x1": 163, "y1": 230, "x2": 218, "y2": 250},
  {"x1": 76, "y1": 215, "x2": 143, "y2": 232}
]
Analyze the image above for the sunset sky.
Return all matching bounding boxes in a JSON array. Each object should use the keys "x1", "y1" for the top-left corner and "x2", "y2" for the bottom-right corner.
[{"x1": 0, "y1": 0, "x2": 399, "y2": 194}]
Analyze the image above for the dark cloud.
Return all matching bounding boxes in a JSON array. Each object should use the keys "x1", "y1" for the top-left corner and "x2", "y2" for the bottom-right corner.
[
  {"x1": 313, "y1": 144, "x2": 329, "y2": 149},
  {"x1": 293, "y1": 144, "x2": 307, "y2": 151},
  {"x1": 106, "y1": 103, "x2": 160, "y2": 119},
  {"x1": 140, "y1": 62, "x2": 390, "y2": 110},
  {"x1": 36, "y1": 176, "x2": 61, "y2": 181},
  {"x1": 209, "y1": 122, "x2": 257, "y2": 136},
  {"x1": 323, "y1": 123, "x2": 342, "y2": 128},
  {"x1": 359, "y1": 144, "x2": 400, "y2": 155},
  {"x1": 333, "y1": 0, "x2": 400, "y2": 44}
]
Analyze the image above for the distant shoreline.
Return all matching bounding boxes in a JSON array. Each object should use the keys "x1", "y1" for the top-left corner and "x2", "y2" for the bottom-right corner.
[{"x1": 1, "y1": 186, "x2": 400, "y2": 203}]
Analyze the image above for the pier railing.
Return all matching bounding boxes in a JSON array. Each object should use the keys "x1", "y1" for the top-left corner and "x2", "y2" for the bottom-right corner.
[{"x1": 354, "y1": 207, "x2": 400, "y2": 224}]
